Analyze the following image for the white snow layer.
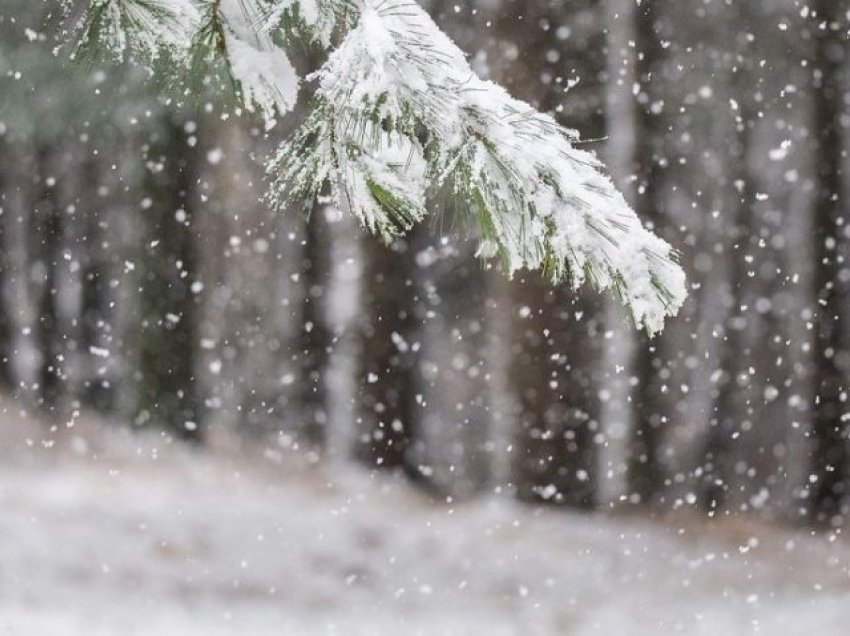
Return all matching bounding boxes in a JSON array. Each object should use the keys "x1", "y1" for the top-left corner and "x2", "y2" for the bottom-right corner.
[
  {"x1": 0, "y1": 410, "x2": 849, "y2": 635},
  {"x1": 221, "y1": 0, "x2": 299, "y2": 122},
  {"x1": 224, "y1": 32, "x2": 299, "y2": 123}
]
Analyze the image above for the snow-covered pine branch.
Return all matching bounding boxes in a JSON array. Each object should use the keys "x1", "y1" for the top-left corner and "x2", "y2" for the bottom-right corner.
[
  {"x1": 69, "y1": 0, "x2": 298, "y2": 120},
  {"x1": 68, "y1": 0, "x2": 687, "y2": 334}
]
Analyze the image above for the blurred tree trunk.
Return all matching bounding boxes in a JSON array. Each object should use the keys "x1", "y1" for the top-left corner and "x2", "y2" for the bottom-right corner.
[
  {"x1": 703, "y1": 123, "x2": 755, "y2": 512},
  {"x1": 78, "y1": 157, "x2": 115, "y2": 412},
  {"x1": 480, "y1": 0, "x2": 605, "y2": 508},
  {"x1": 409, "y1": 240, "x2": 492, "y2": 497},
  {"x1": 299, "y1": 202, "x2": 333, "y2": 448},
  {"x1": 511, "y1": 279, "x2": 601, "y2": 507},
  {"x1": 0, "y1": 146, "x2": 15, "y2": 388},
  {"x1": 627, "y1": 0, "x2": 674, "y2": 504},
  {"x1": 136, "y1": 119, "x2": 202, "y2": 442},
  {"x1": 30, "y1": 147, "x2": 64, "y2": 413},
  {"x1": 702, "y1": 6, "x2": 758, "y2": 513},
  {"x1": 355, "y1": 236, "x2": 418, "y2": 469},
  {"x1": 810, "y1": 0, "x2": 850, "y2": 525}
]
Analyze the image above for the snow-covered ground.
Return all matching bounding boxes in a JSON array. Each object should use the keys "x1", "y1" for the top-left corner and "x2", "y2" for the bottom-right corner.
[{"x1": 1, "y1": 406, "x2": 850, "y2": 635}]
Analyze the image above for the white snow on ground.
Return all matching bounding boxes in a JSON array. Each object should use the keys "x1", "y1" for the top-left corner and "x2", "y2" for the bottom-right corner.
[{"x1": 1, "y1": 404, "x2": 850, "y2": 635}]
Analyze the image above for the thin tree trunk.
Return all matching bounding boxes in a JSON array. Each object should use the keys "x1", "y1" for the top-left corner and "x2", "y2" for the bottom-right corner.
[
  {"x1": 407, "y1": 240, "x2": 492, "y2": 497},
  {"x1": 0, "y1": 144, "x2": 16, "y2": 388},
  {"x1": 810, "y1": 0, "x2": 849, "y2": 525},
  {"x1": 78, "y1": 157, "x2": 114, "y2": 412},
  {"x1": 299, "y1": 202, "x2": 333, "y2": 448},
  {"x1": 701, "y1": 8, "x2": 761, "y2": 512},
  {"x1": 703, "y1": 105, "x2": 756, "y2": 513},
  {"x1": 511, "y1": 278, "x2": 601, "y2": 508},
  {"x1": 355, "y1": 235, "x2": 418, "y2": 468},
  {"x1": 136, "y1": 120, "x2": 202, "y2": 442},
  {"x1": 484, "y1": 0, "x2": 605, "y2": 508},
  {"x1": 31, "y1": 147, "x2": 64, "y2": 413},
  {"x1": 628, "y1": 0, "x2": 671, "y2": 503}
]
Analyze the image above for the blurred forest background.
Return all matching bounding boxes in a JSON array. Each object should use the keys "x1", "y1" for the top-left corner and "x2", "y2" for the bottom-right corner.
[{"x1": 1, "y1": 0, "x2": 849, "y2": 532}]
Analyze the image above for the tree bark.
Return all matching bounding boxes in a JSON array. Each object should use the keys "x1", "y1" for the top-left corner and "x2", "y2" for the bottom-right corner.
[
  {"x1": 810, "y1": 0, "x2": 850, "y2": 525},
  {"x1": 628, "y1": 0, "x2": 671, "y2": 503},
  {"x1": 136, "y1": 119, "x2": 202, "y2": 442},
  {"x1": 511, "y1": 277, "x2": 601, "y2": 508},
  {"x1": 0, "y1": 144, "x2": 16, "y2": 388},
  {"x1": 30, "y1": 147, "x2": 64, "y2": 413},
  {"x1": 298, "y1": 202, "x2": 333, "y2": 448},
  {"x1": 355, "y1": 235, "x2": 418, "y2": 469}
]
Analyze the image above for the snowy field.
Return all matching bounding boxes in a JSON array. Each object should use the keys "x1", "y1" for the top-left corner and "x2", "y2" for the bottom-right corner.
[{"x1": 1, "y1": 406, "x2": 850, "y2": 635}]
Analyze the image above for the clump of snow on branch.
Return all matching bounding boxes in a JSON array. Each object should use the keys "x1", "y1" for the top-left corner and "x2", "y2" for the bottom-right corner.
[
  {"x1": 70, "y1": 0, "x2": 298, "y2": 117},
  {"x1": 69, "y1": 0, "x2": 686, "y2": 334},
  {"x1": 220, "y1": 0, "x2": 298, "y2": 121}
]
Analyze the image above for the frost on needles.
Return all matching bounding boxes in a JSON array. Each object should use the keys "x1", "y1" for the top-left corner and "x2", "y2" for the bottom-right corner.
[{"x1": 67, "y1": 0, "x2": 687, "y2": 335}]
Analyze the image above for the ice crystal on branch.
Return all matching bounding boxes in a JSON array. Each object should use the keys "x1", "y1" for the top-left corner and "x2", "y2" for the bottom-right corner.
[{"x1": 68, "y1": 0, "x2": 687, "y2": 334}]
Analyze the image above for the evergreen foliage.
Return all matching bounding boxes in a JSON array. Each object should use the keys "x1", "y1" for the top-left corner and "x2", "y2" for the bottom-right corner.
[{"x1": 66, "y1": 0, "x2": 687, "y2": 334}]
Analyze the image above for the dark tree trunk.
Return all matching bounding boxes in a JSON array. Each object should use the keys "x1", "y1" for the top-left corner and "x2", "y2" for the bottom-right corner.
[
  {"x1": 405, "y1": 240, "x2": 492, "y2": 497},
  {"x1": 702, "y1": 9, "x2": 758, "y2": 514},
  {"x1": 298, "y1": 202, "x2": 333, "y2": 448},
  {"x1": 481, "y1": 0, "x2": 605, "y2": 508},
  {"x1": 0, "y1": 146, "x2": 16, "y2": 388},
  {"x1": 703, "y1": 130, "x2": 756, "y2": 513},
  {"x1": 78, "y1": 158, "x2": 115, "y2": 412},
  {"x1": 511, "y1": 278, "x2": 601, "y2": 508},
  {"x1": 30, "y1": 148, "x2": 64, "y2": 413},
  {"x1": 136, "y1": 120, "x2": 202, "y2": 442},
  {"x1": 355, "y1": 235, "x2": 418, "y2": 469},
  {"x1": 628, "y1": 0, "x2": 672, "y2": 504},
  {"x1": 810, "y1": 0, "x2": 850, "y2": 525}
]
